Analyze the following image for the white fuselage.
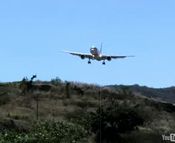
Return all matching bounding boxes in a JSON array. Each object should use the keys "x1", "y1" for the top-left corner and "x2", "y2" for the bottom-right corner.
[{"x1": 90, "y1": 47, "x2": 102, "y2": 60}]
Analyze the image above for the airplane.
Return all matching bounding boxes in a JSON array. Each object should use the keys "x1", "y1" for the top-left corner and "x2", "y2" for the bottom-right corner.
[{"x1": 64, "y1": 44, "x2": 134, "y2": 65}]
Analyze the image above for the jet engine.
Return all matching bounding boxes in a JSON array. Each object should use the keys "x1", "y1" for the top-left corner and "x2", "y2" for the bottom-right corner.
[
  {"x1": 107, "y1": 57, "x2": 111, "y2": 61},
  {"x1": 81, "y1": 55, "x2": 85, "y2": 59}
]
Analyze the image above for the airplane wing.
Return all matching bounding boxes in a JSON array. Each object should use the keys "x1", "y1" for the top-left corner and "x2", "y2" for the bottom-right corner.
[
  {"x1": 64, "y1": 51, "x2": 93, "y2": 59},
  {"x1": 101, "y1": 55, "x2": 134, "y2": 60}
]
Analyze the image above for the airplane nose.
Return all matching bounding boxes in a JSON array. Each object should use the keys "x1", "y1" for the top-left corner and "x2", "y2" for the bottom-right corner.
[
  {"x1": 90, "y1": 48, "x2": 93, "y2": 53},
  {"x1": 90, "y1": 48, "x2": 95, "y2": 53}
]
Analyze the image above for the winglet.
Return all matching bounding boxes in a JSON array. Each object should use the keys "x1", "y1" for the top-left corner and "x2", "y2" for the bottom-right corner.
[{"x1": 61, "y1": 50, "x2": 72, "y2": 53}]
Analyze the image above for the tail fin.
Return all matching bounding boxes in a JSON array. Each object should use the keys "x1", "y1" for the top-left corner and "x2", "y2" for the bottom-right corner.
[{"x1": 100, "y1": 42, "x2": 103, "y2": 54}]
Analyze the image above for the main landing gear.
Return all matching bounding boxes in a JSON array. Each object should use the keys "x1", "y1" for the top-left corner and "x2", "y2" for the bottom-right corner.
[
  {"x1": 88, "y1": 59, "x2": 91, "y2": 64},
  {"x1": 87, "y1": 59, "x2": 106, "y2": 65},
  {"x1": 102, "y1": 61, "x2": 106, "y2": 65}
]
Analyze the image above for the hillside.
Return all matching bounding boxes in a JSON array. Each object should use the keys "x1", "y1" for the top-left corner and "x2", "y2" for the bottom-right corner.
[
  {"x1": 0, "y1": 80, "x2": 175, "y2": 143},
  {"x1": 106, "y1": 84, "x2": 175, "y2": 104}
]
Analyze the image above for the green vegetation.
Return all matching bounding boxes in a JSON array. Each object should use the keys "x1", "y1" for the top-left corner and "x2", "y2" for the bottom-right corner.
[{"x1": 0, "y1": 120, "x2": 86, "y2": 143}]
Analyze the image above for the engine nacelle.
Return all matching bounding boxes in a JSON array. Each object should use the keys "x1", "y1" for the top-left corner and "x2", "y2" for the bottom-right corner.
[
  {"x1": 80, "y1": 55, "x2": 85, "y2": 59},
  {"x1": 107, "y1": 57, "x2": 111, "y2": 61}
]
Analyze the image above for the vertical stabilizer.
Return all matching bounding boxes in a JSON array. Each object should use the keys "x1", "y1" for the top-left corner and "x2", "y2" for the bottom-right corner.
[{"x1": 100, "y1": 42, "x2": 103, "y2": 54}]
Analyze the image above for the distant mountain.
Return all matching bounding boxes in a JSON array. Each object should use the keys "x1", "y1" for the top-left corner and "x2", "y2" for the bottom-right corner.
[{"x1": 106, "y1": 84, "x2": 175, "y2": 104}]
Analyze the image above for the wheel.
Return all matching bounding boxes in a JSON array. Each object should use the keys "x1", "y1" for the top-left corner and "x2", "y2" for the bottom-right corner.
[
  {"x1": 102, "y1": 61, "x2": 105, "y2": 65},
  {"x1": 88, "y1": 61, "x2": 91, "y2": 64}
]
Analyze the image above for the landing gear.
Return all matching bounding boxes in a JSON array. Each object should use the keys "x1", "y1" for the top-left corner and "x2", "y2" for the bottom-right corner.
[
  {"x1": 88, "y1": 59, "x2": 91, "y2": 64},
  {"x1": 102, "y1": 61, "x2": 106, "y2": 65}
]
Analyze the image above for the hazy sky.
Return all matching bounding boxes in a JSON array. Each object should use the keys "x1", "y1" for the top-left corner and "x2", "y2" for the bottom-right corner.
[{"x1": 0, "y1": 0, "x2": 175, "y2": 87}]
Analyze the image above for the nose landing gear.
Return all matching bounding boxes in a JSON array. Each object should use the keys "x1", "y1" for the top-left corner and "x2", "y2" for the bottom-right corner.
[{"x1": 102, "y1": 61, "x2": 106, "y2": 65}]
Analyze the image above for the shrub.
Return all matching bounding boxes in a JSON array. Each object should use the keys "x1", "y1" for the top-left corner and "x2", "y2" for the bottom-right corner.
[
  {"x1": 51, "y1": 77, "x2": 62, "y2": 86},
  {"x1": 0, "y1": 120, "x2": 87, "y2": 143},
  {"x1": 65, "y1": 109, "x2": 94, "y2": 134},
  {"x1": 0, "y1": 95, "x2": 10, "y2": 105},
  {"x1": 90, "y1": 101, "x2": 144, "y2": 143}
]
